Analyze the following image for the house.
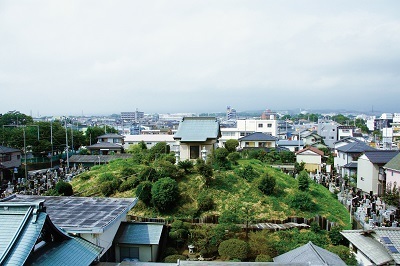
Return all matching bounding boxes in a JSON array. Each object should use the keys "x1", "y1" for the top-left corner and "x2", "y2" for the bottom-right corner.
[
  {"x1": 114, "y1": 222, "x2": 165, "y2": 262},
  {"x1": 302, "y1": 132, "x2": 324, "y2": 147},
  {"x1": 277, "y1": 140, "x2": 304, "y2": 152},
  {"x1": 0, "y1": 145, "x2": 22, "y2": 182},
  {"x1": 1, "y1": 194, "x2": 137, "y2": 260},
  {"x1": 341, "y1": 228, "x2": 400, "y2": 265},
  {"x1": 334, "y1": 141, "x2": 376, "y2": 177},
  {"x1": 173, "y1": 117, "x2": 221, "y2": 161},
  {"x1": 219, "y1": 115, "x2": 279, "y2": 148},
  {"x1": 238, "y1": 132, "x2": 278, "y2": 150},
  {"x1": 86, "y1": 133, "x2": 125, "y2": 155},
  {"x1": 273, "y1": 241, "x2": 346, "y2": 265},
  {"x1": 357, "y1": 150, "x2": 399, "y2": 196},
  {"x1": 69, "y1": 154, "x2": 133, "y2": 167},
  {"x1": 295, "y1": 146, "x2": 325, "y2": 173},
  {"x1": 0, "y1": 200, "x2": 102, "y2": 265},
  {"x1": 384, "y1": 153, "x2": 400, "y2": 191},
  {"x1": 123, "y1": 134, "x2": 177, "y2": 150}
]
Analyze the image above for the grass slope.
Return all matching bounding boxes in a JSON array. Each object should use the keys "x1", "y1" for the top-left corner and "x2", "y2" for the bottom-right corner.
[{"x1": 71, "y1": 158, "x2": 350, "y2": 228}]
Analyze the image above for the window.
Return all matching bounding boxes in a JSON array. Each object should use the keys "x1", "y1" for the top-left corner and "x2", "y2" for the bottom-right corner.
[
  {"x1": 240, "y1": 132, "x2": 245, "y2": 137},
  {"x1": 0, "y1": 154, "x2": 11, "y2": 162},
  {"x1": 190, "y1": 146, "x2": 200, "y2": 159},
  {"x1": 258, "y1": 123, "x2": 263, "y2": 128},
  {"x1": 267, "y1": 124, "x2": 272, "y2": 128}
]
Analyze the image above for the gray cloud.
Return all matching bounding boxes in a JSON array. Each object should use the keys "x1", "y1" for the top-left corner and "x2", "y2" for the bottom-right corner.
[{"x1": 1, "y1": 0, "x2": 399, "y2": 116}]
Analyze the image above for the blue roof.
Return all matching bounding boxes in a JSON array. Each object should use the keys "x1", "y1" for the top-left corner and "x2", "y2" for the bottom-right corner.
[
  {"x1": 174, "y1": 117, "x2": 221, "y2": 142},
  {"x1": 363, "y1": 150, "x2": 399, "y2": 164},
  {"x1": 116, "y1": 223, "x2": 164, "y2": 245},
  {"x1": 336, "y1": 141, "x2": 376, "y2": 153}
]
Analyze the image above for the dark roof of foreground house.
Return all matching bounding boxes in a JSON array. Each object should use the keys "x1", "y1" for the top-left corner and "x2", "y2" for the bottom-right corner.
[
  {"x1": 362, "y1": 150, "x2": 399, "y2": 164},
  {"x1": 116, "y1": 222, "x2": 164, "y2": 245},
  {"x1": 238, "y1": 132, "x2": 278, "y2": 142},
  {"x1": 273, "y1": 241, "x2": 346, "y2": 265},
  {"x1": 0, "y1": 200, "x2": 102, "y2": 266},
  {"x1": 97, "y1": 133, "x2": 124, "y2": 139},
  {"x1": 174, "y1": 117, "x2": 221, "y2": 142},
  {"x1": 384, "y1": 153, "x2": 400, "y2": 172},
  {"x1": 1, "y1": 195, "x2": 138, "y2": 234}
]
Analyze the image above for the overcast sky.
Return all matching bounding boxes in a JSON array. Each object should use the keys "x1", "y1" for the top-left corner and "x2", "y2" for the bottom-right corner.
[{"x1": 1, "y1": 1, "x2": 399, "y2": 116}]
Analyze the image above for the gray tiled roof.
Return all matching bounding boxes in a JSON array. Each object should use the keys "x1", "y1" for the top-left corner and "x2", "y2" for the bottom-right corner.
[
  {"x1": 277, "y1": 140, "x2": 304, "y2": 146},
  {"x1": 69, "y1": 154, "x2": 132, "y2": 164},
  {"x1": 343, "y1": 162, "x2": 358, "y2": 168},
  {"x1": 336, "y1": 141, "x2": 376, "y2": 153},
  {"x1": 2, "y1": 195, "x2": 137, "y2": 233},
  {"x1": 363, "y1": 150, "x2": 399, "y2": 164},
  {"x1": 239, "y1": 132, "x2": 278, "y2": 142},
  {"x1": 273, "y1": 241, "x2": 346, "y2": 265},
  {"x1": 384, "y1": 153, "x2": 400, "y2": 172},
  {"x1": 341, "y1": 229, "x2": 394, "y2": 265},
  {"x1": 0, "y1": 145, "x2": 20, "y2": 153},
  {"x1": 97, "y1": 133, "x2": 124, "y2": 139},
  {"x1": 86, "y1": 142, "x2": 124, "y2": 149},
  {"x1": 174, "y1": 117, "x2": 221, "y2": 142},
  {"x1": 116, "y1": 222, "x2": 164, "y2": 245}
]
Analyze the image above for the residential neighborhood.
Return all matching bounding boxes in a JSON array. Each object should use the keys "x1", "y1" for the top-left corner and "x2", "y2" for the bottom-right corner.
[{"x1": 1, "y1": 107, "x2": 400, "y2": 265}]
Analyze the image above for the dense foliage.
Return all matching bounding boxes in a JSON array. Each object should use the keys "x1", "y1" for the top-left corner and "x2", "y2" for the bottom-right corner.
[
  {"x1": 218, "y1": 239, "x2": 249, "y2": 261},
  {"x1": 151, "y1": 177, "x2": 180, "y2": 212}
]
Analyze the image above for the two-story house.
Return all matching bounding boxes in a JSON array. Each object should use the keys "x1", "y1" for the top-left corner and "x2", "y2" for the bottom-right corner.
[
  {"x1": 357, "y1": 150, "x2": 399, "y2": 196},
  {"x1": 86, "y1": 133, "x2": 125, "y2": 155},
  {"x1": 383, "y1": 153, "x2": 400, "y2": 193},
  {"x1": 334, "y1": 141, "x2": 376, "y2": 177},
  {"x1": 238, "y1": 132, "x2": 278, "y2": 150},
  {"x1": 0, "y1": 145, "x2": 22, "y2": 182}
]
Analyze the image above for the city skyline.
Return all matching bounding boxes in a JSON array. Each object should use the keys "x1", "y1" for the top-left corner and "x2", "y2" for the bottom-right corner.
[{"x1": 1, "y1": 1, "x2": 400, "y2": 116}]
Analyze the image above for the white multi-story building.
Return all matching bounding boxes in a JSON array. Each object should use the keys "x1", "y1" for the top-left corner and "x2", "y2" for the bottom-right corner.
[{"x1": 219, "y1": 116, "x2": 278, "y2": 147}]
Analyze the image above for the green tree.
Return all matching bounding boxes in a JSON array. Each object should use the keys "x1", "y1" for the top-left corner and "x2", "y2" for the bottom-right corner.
[
  {"x1": 151, "y1": 177, "x2": 179, "y2": 212},
  {"x1": 238, "y1": 165, "x2": 259, "y2": 182},
  {"x1": 196, "y1": 159, "x2": 213, "y2": 186},
  {"x1": 288, "y1": 191, "x2": 316, "y2": 211},
  {"x1": 136, "y1": 181, "x2": 153, "y2": 205},
  {"x1": 148, "y1": 142, "x2": 170, "y2": 161},
  {"x1": 227, "y1": 152, "x2": 241, "y2": 165},
  {"x1": 298, "y1": 170, "x2": 310, "y2": 191},
  {"x1": 218, "y1": 239, "x2": 249, "y2": 261},
  {"x1": 212, "y1": 147, "x2": 230, "y2": 169},
  {"x1": 224, "y1": 139, "x2": 239, "y2": 153},
  {"x1": 328, "y1": 225, "x2": 344, "y2": 245},
  {"x1": 258, "y1": 173, "x2": 276, "y2": 195},
  {"x1": 197, "y1": 191, "x2": 214, "y2": 212}
]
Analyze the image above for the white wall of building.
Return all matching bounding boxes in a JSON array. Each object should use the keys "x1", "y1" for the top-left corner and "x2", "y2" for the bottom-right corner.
[{"x1": 357, "y1": 155, "x2": 379, "y2": 195}]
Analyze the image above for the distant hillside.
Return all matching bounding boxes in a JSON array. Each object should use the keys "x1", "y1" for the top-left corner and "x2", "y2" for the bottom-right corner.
[{"x1": 71, "y1": 157, "x2": 350, "y2": 228}]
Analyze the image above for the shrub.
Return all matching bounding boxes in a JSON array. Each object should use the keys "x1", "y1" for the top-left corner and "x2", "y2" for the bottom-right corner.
[
  {"x1": 162, "y1": 247, "x2": 178, "y2": 258},
  {"x1": 288, "y1": 191, "x2": 316, "y2": 211},
  {"x1": 238, "y1": 165, "x2": 259, "y2": 182},
  {"x1": 227, "y1": 152, "x2": 241, "y2": 165},
  {"x1": 164, "y1": 254, "x2": 187, "y2": 263},
  {"x1": 151, "y1": 177, "x2": 180, "y2": 212},
  {"x1": 197, "y1": 191, "x2": 214, "y2": 212},
  {"x1": 119, "y1": 176, "x2": 140, "y2": 192},
  {"x1": 79, "y1": 173, "x2": 91, "y2": 181},
  {"x1": 218, "y1": 238, "x2": 249, "y2": 261},
  {"x1": 177, "y1": 159, "x2": 194, "y2": 174},
  {"x1": 121, "y1": 166, "x2": 136, "y2": 178},
  {"x1": 258, "y1": 173, "x2": 276, "y2": 195},
  {"x1": 327, "y1": 245, "x2": 357, "y2": 265},
  {"x1": 154, "y1": 160, "x2": 179, "y2": 179},
  {"x1": 98, "y1": 173, "x2": 116, "y2": 183},
  {"x1": 328, "y1": 225, "x2": 344, "y2": 245},
  {"x1": 138, "y1": 166, "x2": 158, "y2": 182},
  {"x1": 255, "y1": 254, "x2": 272, "y2": 262},
  {"x1": 213, "y1": 148, "x2": 231, "y2": 169},
  {"x1": 196, "y1": 160, "x2": 213, "y2": 186},
  {"x1": 100, "y1": 179, "x2": 121, "y2": 196},
  {"x1": 55, "y1": 181, "x2": 73, "y2": 196},
  {"x1": 136, "y1": 181, "x2": 153, "y2": 206}
]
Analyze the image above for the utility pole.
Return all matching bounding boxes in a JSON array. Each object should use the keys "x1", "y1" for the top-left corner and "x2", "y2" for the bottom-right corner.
[{"x1": 65, "y1": 118, "x2": 69, "y2": 172}]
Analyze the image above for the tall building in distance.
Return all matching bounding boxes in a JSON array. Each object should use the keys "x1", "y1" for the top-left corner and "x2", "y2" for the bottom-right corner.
[
  {"x1": 121, "y1": 110, "x2": 144, "y2": 122},
  {"x1": 226, "y1": 106, "x2": 237, "y2": 120}
]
